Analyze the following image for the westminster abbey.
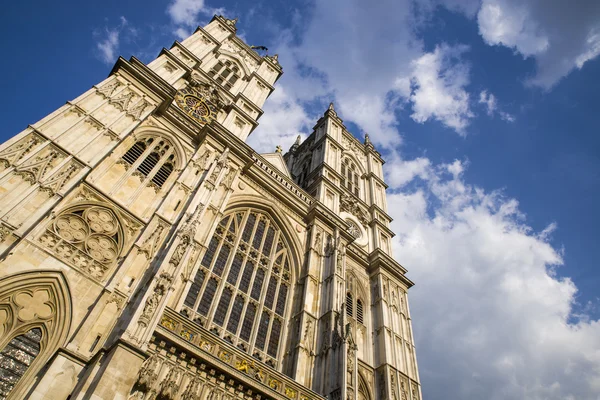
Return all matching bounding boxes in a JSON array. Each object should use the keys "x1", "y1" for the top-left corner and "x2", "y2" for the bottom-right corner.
[{"x1": 0, "y1": 16, "x2": 421, "y2": 400}]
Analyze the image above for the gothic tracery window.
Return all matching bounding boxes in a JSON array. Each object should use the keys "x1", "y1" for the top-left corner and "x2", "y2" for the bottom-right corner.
[
  {"x1": 183, "y1": 209, "x2": 292, "y2": 362},
  {"x1": 0, "y1": 328, "x2": 42, "y2": 399},
  {"x1": 121, "y1": 137, "x2": 176, "y2": 189},
  {"x1": 341, "y1": 158, "x2": 361, "y2": 197},
  {"x1": 208, "y1": 59, "x2": 241, "y2": 90},
  {"x1": 346, "y1": 291, "x2": 365, "y2": 326}
]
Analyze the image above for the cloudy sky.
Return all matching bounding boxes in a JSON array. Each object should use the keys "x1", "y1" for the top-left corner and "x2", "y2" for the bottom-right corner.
[{"x1": 2, "y1": 0, "x2": 600, "y2": 398}]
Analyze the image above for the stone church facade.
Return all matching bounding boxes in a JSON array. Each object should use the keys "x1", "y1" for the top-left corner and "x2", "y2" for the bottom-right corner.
[{"x1": 0, "y1": 16, "x2": 421, "y2": 400}]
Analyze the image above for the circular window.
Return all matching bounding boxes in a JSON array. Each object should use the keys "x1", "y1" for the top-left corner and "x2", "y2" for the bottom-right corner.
[{"x1": 346, "y1": 220, "x2": 362, "y2": 239}]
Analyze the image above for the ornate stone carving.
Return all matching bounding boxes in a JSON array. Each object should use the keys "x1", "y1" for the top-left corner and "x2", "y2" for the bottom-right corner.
[
  {"x1": 127, "y1": 98, "x2": 150, "y2": 120},
  {"x1": 40, "y1": 162, "x2": 81, "y2": 195},
  {"x1": 109, "y1": 90, "x2": 136, "y2": 111},
  {"x1": 139, "y1": 272, "x2": 173, "y2": 325},
  {"x1": 196, "y1": 149, "x2": 212, "y2": 171},
  {"x1": 0, "y1": 132, "x2": 43, "y2": 168},
  {"x1": 96, "y1": 80, "x2": 122, "y2": 98},
  {"x1": 341, "y1": 135, "x2": 367, "y2": 165},
  {"x1": 14, "y1": 147, "x2": 62, "y2": 185},
  {"x1": 40, "y1": 203, "x2": 127, "y2": 280},
  {"x1": 0, "y1": 272, "x2": 71, "y2": 399},
  {"x1": 221, "y1": 40, "x2": 258, "y2": 71},
  {"x1": 130, "y1": 354, "x2": 159, "y2": 397},
  {"x1": 158, "y1": 367, "x2": 180, "y2": 399},
  {"x1": 139, "y1": 223, "x2": 166, "y2": 259},
  {"x1": 303, "y1": 319, "x2": 315, "y2": 354},
  {"x1": 346, "y1": 220, "x2": 361, "y2": 239},
  {"x1": 208, "y1": 148, "x2": 230, "y2": 182},
  {"x1": 340, "y1": 193, "x2": 369, "y2": 225}
]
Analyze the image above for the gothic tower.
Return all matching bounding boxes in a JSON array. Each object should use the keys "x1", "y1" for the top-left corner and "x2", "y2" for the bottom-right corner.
[{"x1": 0, "y1": 16, "x2": 421, "y2": 400}]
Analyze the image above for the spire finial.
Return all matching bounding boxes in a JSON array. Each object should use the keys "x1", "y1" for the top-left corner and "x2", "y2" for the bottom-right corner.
[
  {"x1": 328, "y1": 102, "x2": 335, "y2": 111},
  {"x1": 364, "y1": 133, "x2": 374, "y2": 149},
  {"x1": 275, "y1": 145, "x2": 283, "y2": 153},
  {"x1": 294, "y1": 135, "x2": 301, "y2": 145}
]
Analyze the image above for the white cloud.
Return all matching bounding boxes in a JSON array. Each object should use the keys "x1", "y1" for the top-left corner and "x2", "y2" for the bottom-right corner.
[
  {"x1": 479, "y1": 90, "x2": 497, "y2": 115},
  {"x1": 246, "y1": 86, "x2": 312, "y2": 154},
  {"x1": 479, "y1": 90, "x2": 515, "y2": 122},
  {"x1": 167, "y1": 0, "x2": 207, "y2": 26},
  {"x1": 95, "y1": 17, "x2": 129, "y2": 65},
  {"x1": 409, "y1": 44, "x2": 474, "y2": 135},
  {"x1": 441, "y1": 0, "x2": 600, "y2": 88},
  {"x1": 477, "y1": 0, "x2": 549, "y2": 57},
  {"x1": 385, "y1": 153, "x2": 432, "y2": 188},
  {"x1": 388, "y1": 159, "x2": 600, "y2": 400},
  {"x1": 166, "y1": 0, "x2": 225, "y2": 38}
]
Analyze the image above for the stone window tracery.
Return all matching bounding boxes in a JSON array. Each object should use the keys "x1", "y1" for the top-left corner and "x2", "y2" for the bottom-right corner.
[
  {"x1": 341, "y1": 158, "x2": 361, "y2": 197},
  {"x1": 40, "y1": 204, "x2": 125, "y2": 280},
  {"x1": 346, "y1": 290, "x2": 366, "y2": 326},
  {"x1": 121, "y1": 137, "x2": 176, "y2": 189},
  {"x1": 183, "y1": 209, "x2": 292, "y2": 362},
  {"x1": 208, "y1": 59, "x2": 241, "y2": 90}
]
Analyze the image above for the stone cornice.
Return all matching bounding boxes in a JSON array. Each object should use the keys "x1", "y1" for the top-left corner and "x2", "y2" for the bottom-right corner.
[
  {"x1": 110, "y1": 57, "x2": 176, "y2": 111},
  {"x1": 365, "y1": 171, "x2": 388, "y2": 188},
  {"x1": 368, "y1": 249, "x2": 414, "y2": 288},
  {"x1": 170, "y1": 40, "x2": 203, "y2": 66},
  {"x1": 158, "y1": 47, "x2": 194, "y2": 74},
  {"x1": 234, "y1": 92, "x2": 264, "y2": 118},
  {"x1": 369, "y1": 203, "x2": 392, "y2": 223},
  {"x1": 370, "y1": 218, "x2": 395, "y2": 238}
]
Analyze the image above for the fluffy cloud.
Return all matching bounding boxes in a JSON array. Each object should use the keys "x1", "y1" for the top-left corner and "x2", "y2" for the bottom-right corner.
[
  {"x1": 264, "y1": 0, "x2": 479, "y2": 145},
  {"x1": 409, "y1": 45, "x2": 474, "y2": 134},
  {"x1": 388, "y1": 160, "x2": 600, "y2": 399},
  {"x1": 443, "y1": 0, "x2": 600, "y2": 88},
  {"x1": 479, "y1": 90, "x2": 515, "y2": 122},
  {"x1": 246, "y1": 86, "x2": 312, "y2": 154},
  {"x1": 95, "y1": 16, "x2": 130, "y2": 65},
  {"x1": 166, "y1": 0, "x2": 224, "y2": 38}
]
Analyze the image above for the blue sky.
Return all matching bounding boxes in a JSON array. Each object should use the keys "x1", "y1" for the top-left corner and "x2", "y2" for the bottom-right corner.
[{"x1": 2, "y1": 0, "x2": 600, "y2": 399}]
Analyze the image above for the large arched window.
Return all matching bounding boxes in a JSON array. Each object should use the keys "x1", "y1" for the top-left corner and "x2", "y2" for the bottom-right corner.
[
  {"x1": 183, "y1": 209, "x2": 292, "y2": 364},
  {"x1": 121, "y1": 137, "x2": 176, "y2": 190},
  {"x1": 208, "y1": 59, "x2": 241, "y2": 91},
  {"x1": 341, "y1": 158, "x2": 361, "y2": 197},
  {"x1": 0, "y1": 328, "x2": 42, "y2": 398}
]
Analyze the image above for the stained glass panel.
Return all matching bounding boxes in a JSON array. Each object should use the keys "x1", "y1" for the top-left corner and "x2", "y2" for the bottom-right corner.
[{"x1": 0, "y1": 328, "x2": 42, "y2": 399}]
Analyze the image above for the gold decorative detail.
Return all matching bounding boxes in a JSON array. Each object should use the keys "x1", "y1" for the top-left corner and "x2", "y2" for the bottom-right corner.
[
  {"x1": 160, "y1": 316, "x2": 177, "y2": 331},
  {"x1": 235, "y1": 358, "x2": 250, "y2": 373},
  {"x1": 268, "y1": 378, "x2": 281, "y2": 391},
  {"x1": 179, "y1": 329, "x2": 194, "y2": 341},
  {"x1": 285, "y1": 387, "x2": 297, "y2": 398},
  {"x1": 199, "y1": 340, "x2": 213, "y2": 352},
  {"x1": 175, "y1": 84, "x2": 221, "y2": 126},
  {"x1": 218, "y1": 350, "x2": 232, "y2": 363}
]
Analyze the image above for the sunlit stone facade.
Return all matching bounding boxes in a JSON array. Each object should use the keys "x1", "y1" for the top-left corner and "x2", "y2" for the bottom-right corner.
[{"x1": 0, "y1": 16, "x2": 420, "y2": 400}]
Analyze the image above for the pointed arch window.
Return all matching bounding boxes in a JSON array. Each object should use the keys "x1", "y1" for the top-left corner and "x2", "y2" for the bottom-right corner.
[
  {"x1": 357, "y1": 299, "x2": 364, "y2": 324},
  {"x1": 346, "y1": 292, "x2": 354, "y2": 317},
  {"x1": 121, "y1": 137, "x2": 176, "y2": 189},
  {"x1": 183, "y1": 208, "x2": 293, "y2": 362},
  {"x1": 341, "y1": 158, "x2": 361, "y2": 197},
  {"x1": 346, "y1": 287, "x2": 366, "y2": 326},
  {"x1": 208, "y1": 59, "x2": 242, "y2": 91},
  {"x1": 0, "y1": 328, "x2": 42, "y2": 399}
]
